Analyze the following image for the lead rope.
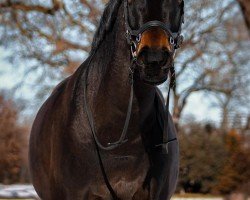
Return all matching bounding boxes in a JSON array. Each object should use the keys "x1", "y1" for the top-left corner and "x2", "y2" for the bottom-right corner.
[
  {"x1": 83, "y1": 51, "x2": 135, "y2": 199},
  {"x1": 84, "y1": 0, "x2": 183, "y2": 196},
  {"x1": 166, "y1": 65, "x2": 177, "y2": 149},
  {"x1": 83, "y1": 51, "x2": 118, "y2": 199},
  {"x1": 84, "y1": 60, "x2": 134, "y2": 151},
  {"x1": 94, "y1": 67, "x2": 134, "y2": 200}
]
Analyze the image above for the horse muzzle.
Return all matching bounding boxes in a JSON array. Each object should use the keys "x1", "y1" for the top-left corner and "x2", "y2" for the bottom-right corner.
[
  {"x1": 130, "y1": 27, "x2": 173, "y2": 85},
  {"x1": 135, "y1": 47, "x2": 172, "y2": 85}
]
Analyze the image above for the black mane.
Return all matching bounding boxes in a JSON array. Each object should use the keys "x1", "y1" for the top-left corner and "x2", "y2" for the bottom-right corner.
[{"x1": 91, "y1": 0, "x2": 123, "y2": 51}]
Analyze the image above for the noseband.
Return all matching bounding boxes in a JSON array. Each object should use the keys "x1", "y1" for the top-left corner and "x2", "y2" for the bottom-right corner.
[{"x1": 124, "y1": 0, "x2": 184, "y2": 59}]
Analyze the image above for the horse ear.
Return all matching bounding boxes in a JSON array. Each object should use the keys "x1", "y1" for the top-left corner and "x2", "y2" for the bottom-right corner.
[{"x1": 179, "y1": 0, "x2": 184, "y2": 16}]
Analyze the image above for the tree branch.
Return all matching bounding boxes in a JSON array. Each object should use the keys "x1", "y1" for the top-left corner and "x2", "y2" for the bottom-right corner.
[{"x1": 0, "y1": 1, "x2": 60, "y2": 15}]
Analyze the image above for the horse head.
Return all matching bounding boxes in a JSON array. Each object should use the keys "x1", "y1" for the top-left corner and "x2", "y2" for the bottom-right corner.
[{"x1": 125, "y1": 0, "x2": 184, "y2": 85}]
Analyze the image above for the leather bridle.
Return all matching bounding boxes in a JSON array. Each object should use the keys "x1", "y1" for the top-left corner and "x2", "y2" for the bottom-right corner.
[
  {"x1": 124, "y1": 0, "x2": 184, "y2": 60},
  {"x1": 83, "y1": 0, "x2": 184, "y2": 199}
]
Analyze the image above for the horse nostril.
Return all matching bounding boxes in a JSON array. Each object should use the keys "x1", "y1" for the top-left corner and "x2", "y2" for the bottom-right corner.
[{"x1": 138, "y1": 48, "x2": 169, "y2": 66}]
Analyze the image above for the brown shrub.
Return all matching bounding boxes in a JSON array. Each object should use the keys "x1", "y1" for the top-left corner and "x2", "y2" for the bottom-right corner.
[{"x1": 0, "y1": 94, "x2": 29, "y2": 184}]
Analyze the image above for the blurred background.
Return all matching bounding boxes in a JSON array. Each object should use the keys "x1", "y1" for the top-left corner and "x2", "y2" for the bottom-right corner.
[{"x1": 0, "y1": 0, "x2": 249, "y2": 199}]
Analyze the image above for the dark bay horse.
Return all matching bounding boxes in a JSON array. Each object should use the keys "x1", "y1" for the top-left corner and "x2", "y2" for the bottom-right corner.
[{"x1": 29, "y1": 0, "x2": 184, "y2": 199}]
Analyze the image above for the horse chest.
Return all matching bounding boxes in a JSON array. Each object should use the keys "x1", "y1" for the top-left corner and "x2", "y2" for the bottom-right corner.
[
  {"x1": 94, "y1": 131, "x2": 149, "y2": 179},
  {"x1": 85, "y1": 125, "x2": 150, "y2": 198},
  {"x1": 89, "y1": 151, "x2": 150, "y2": 199}
]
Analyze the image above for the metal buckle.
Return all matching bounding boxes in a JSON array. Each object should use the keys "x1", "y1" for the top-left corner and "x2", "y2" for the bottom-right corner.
[
  {"x1": 169, "y1": 36, "x2": 175, "y2": 45},
  {"x1": 155, "y1": 142, "x2": 169, "y2": 154},
  {"x1": 136, "y1": 34, "x2": 142, "y2": 43},
  {"x1": 131, "y1": 41, "x2": 137, "y2": 58},
  {"x1": 175, "y1": 35, "x2": 184, "y2": 49},
  {"x1": 155, "y1": 138, "x2": 177, "y2": 154},
  {"x1": 108, "y1": 139, "x2": 128, "y2": 147}
]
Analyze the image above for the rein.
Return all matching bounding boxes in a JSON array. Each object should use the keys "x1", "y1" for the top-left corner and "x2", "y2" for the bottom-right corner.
[
  {"x1": 83, "y1": 49, "x2": 134, "y2": 200},
  {"x1": 83, "y1": 0, "x2": 184, "y2": 199},
  {"x1": 84, "y1": 59, "x2": 134, "y2": 151}
]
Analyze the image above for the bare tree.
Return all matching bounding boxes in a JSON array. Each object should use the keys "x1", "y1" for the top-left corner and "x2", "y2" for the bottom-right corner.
[
  {"x1": 0, "y1": 0, "x2": 105, "y2": 74},
  {"x1": 0, "y1": 92, "x2": 29, "y2": 183},
  {"x1": 0, "y1": 0, "x2": 249, "y2": 126},
  {"x1": 171, "y1": 0, "x2": 250, "y2": 127}
]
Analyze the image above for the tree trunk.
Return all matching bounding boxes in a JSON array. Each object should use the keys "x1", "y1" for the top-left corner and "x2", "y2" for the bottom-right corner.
[
  {"x1": 221, "y1": 105, "x2": 229, "y2": 132},
  {"x1": 173, "y1": 93, "x2": 187, "y2": 131}
]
